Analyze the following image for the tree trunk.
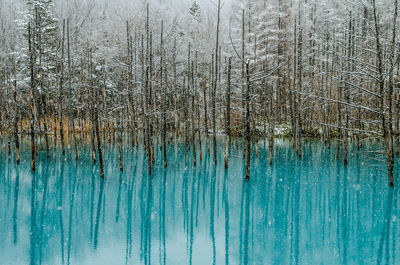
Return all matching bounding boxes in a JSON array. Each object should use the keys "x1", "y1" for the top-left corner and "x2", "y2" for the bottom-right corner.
[
  {"x1": 13, "y1": 59, "x2": 20, "y2": 164},
  {"x1": 59, "y1": 20, "x2": 66, "y2": 156},
  {"x1": 245, "y1": 63, "x2": 251, "y2": 181},
  {"x1": 28, "y1": 23, "x2": 36, "y2": 172},
  {"x1": 211, "y1": 0, "x2": 221, "y2": 165}
]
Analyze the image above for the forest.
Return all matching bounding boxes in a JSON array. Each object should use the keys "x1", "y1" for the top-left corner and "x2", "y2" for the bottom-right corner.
[
  {"x1": 0, "y1": 0, "x2": 399, "y2": 183},
  {"x1": 1, "y1": 0, "x2": 400, "y2": 264}
]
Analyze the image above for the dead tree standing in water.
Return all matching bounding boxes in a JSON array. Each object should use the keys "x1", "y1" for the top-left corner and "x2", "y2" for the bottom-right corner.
[
  {"x1": 191, "y1": 60, "x2": 197, "y2": 166},
  {"x1": 95, "y1": 106, "x2": 105, "y2": 179},
  {"x1": 386, "y1": 0, "x2": 398, "y2": 186},
  {"x1": 295, "y1": 25, "x2": 303, "y2": 158},
  {"x1": 118, "y1": 112, "x2": 123, "y2": 171},
  {"x1": 67, "y1": 19, "x2": 78, "y2": 160},
  {"x1": 212, "y1": 0, "x2": 221, "y2": 165},
  {"x1": 89, "y1": 50, "x2": 105, "y2": 179},
  {"x1": 58, "y1": 19, "x2": 66, "y2": 155},
  {"x1": 230, "y1": 12, "x2": 251, "y2": 180},
  {"x1": 224, "y1": 57, "x2": 232, "y2": 169},
  {"x1": 160, "y1": 21, "x2": 167, "y2": 168},
  {"x1": 28, "y1": 22, "x2": 36, "y2": 172},
  {"x1": 244, "y1": 62, "x2": 251, "y2": 180},
  {"x1": 36, "y1": 9, "x2": 50, "y2": 159},
  {"x1": 12, "y1": 55, "x2": 20, "y2": 164}
]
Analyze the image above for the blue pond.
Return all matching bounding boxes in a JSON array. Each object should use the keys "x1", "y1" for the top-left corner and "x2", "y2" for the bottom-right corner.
[{"x1": 0, "y1": 137, "x2": 399, "y2": 265}]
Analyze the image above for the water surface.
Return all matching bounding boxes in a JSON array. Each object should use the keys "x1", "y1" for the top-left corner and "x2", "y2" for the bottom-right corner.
[{"x1": 0, "y1": 137, "x2": 398, "y2": 265}]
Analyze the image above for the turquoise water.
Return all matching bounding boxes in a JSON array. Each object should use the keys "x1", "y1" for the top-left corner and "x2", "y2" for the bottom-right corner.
[{"x1": 0, "y1": 137, "x2": 398, "y2": 265}]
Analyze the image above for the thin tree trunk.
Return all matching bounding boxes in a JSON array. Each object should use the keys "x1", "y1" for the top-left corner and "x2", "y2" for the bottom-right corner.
[
  {"x1": 36, "y1": 10, "x2": 49, "y2": 159},
  {"x1": 90, "y1": 117, "x2": 97, "y2": 163},
  {"x1": 202, "y1": 75, "x2": 208, "y2": 138},
  {"x1": 343, "y1": 17, "x2": 353, "y2": 166},
  {"x1": 224, "y1": 57, "x2": 232, "y2": 168},
  {"x1": 191, "y1": 59, "x2": 197, "y2": 166},
  {"x1": 118, "y1": 114, "x2": 123, "y2": 171},
  {"x1": 59, "y1": 20, "x2": 66, "y2": 155},
  {"x1": 296, "y1": 25, "x2": 303, "y2": 158},
  {"x1": 226, "y1": 57, "x2": 232, "y2": 144},
  {"x1": 28, "y1": 23, "x2": 36, "y2": 172},
  {"x1": 245, "y1": 63, "x2": 251, "y2": 181},
  {"x1": 212, "y1": 0, "x2": 221, "y2": 165},
  {"x1": 95, "y1": 110, "x2": 105, "y2": 179},
  {"x1": 66, "y1": 19, "x2": 78, "y2": 160},
  {"x1": 13, "y1": 58, "x2": 20, "y2": 164},
  {"x1": 161, "y1": 21, "x2": 167, "y2": 168}
]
